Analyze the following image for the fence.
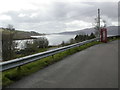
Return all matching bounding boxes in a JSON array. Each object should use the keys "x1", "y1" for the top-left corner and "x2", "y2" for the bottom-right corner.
[{"x1": 0, "y1": 37, "x2": 100, "y2": 71}]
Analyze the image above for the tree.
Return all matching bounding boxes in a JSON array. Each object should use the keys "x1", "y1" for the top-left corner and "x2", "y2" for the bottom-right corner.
[
  {"x1": 2, "y1": 27, "x2": 16, "y2": 61},
  {"x1": 74, "y1": 33, "x2": 95, "y2": 43},
  {"x1": 69, "y1": 38, "x2": 75, "y2": 44},
  {"x1": 102, "y1": 20, "x2": 107, "y2": 28},
  {"x1": 93, "y1": 18, "x2": 107, "y2": 37},
  {"x1": 23, "y1": 37, "x2": 49, "y2": 55},
  {"x1": 89, "y1": 33, "x2": 96, "y2": 39},
  {"x1": 75, "y1": 34, "x2": 87, "y2": 42},
  {"x1": 61, "y1": 41, "x2": 65, "y2": 46},
  {"x1": 23, "y1": 40, "x2": 37, "y2": 55},
  {"x1": 75, "y1": 35, "x2": 79, "y2": 42},
  {"x1": 7, "y1": 24, "x2": 15, "y2": 30},
  {"x1": 94, "y1": 18, "x2": 100, "y2": 37},
  {"x1": 33, "y1": 37, "x2": 49, "y2": 48}
]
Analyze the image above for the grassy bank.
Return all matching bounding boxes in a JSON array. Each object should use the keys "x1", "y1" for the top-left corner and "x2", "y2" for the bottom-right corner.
[
  {"x1": 107, "y1": 36, "x2": 120, "y2": 41},
  {"x1": 13, "y1": 46, "x2": 58, "y2": 60},
  {"x1": 2, "y1": 37, "x2": 119, "y2": 87}
]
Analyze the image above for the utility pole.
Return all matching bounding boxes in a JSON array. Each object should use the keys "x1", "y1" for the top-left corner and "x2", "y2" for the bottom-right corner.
[{"x1": 98, "y1": 8, "x2": 100, "y2": 37}]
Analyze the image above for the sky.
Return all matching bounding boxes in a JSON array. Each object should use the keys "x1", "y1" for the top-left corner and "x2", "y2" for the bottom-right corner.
[{"x1": 0, "y1": 0, "x2": 119, "y2": 33}]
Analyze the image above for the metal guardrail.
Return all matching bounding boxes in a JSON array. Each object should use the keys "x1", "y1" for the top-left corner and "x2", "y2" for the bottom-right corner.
[{"x1": 0, "y1": 38, "x2": 100, "y2": 71}]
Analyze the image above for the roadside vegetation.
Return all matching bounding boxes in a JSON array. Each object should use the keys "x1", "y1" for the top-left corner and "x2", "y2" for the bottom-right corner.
[
  {"x1": 2, "y1": 26, "x2": 17, "y2": 61},
  {"x1": 60, "y1": 33, "x2": 96, "y2": 46}
]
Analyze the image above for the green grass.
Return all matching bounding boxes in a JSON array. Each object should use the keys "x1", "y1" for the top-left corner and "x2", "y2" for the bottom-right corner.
[
  {"x1": 14, "y1": 48, "x2": 51, "y2": 59},
  {"x1": 2, "y1": 37, "x2": 119, "y2": 87}
]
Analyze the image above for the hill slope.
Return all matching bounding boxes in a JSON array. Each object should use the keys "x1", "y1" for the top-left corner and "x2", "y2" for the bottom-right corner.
[
  {"x1": 1, "y1": 28, "x2": 43, "y2": 40},
  {"x1": 56, "y1": 26, "x2": 119, "y2": 36}
]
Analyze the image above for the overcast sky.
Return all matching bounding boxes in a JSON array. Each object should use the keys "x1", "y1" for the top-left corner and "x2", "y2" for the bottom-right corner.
[{"x1": 0, "y1": 0, "x2": 119, "y2": 33}]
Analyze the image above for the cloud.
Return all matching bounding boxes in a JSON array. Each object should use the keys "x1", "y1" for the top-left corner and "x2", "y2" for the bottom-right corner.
[
  {"x1": 0, "y1": 1, "x2": 118, "y2": 33},
  {"x1": 65, "y1": 20, "x2": 92, "y2": 31},
  {"x1": 0, "y1": 15, "x2": 11, "y2": 20}
]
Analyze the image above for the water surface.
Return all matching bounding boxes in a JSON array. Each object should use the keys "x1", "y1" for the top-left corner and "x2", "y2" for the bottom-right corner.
[{"x1": 32, "y1": 34, "x2": 76, "y2": 45}]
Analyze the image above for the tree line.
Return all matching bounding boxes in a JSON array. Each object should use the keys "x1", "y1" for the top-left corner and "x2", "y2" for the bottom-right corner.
[
  {"x1": 75, "y1": 33, "x2": 96, "y2": 42},
  {"x1": 60, "y1": 33, "x2": 96, "y2": 46}
]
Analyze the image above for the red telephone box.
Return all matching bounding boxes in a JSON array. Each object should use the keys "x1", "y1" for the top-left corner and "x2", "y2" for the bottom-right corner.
[{"x1": 100, "y1": 28, "x2": 107, "y2": 43}]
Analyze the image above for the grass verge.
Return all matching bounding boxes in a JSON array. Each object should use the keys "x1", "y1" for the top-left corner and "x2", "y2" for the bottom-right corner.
[{"x1": 2, "y1": 37, "x2": 119, "y2": 87}]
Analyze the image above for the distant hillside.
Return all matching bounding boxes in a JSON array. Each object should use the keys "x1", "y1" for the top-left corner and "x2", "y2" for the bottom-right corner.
[
  {"x1": 107, "y1": 26, "x2": 119, "y2": 35},
  {"x1": 58, "y1": 28, "x2": 95, "y2": 35},
  {"x1": 56, "y1": 26, "x2": 119, "y2": 36},
  {"x1": 13, "y1": 30, "x2": 43, "y2": 40},
  {"x1": 1, "y1": 28, "x2": 44, "y2": 40}
]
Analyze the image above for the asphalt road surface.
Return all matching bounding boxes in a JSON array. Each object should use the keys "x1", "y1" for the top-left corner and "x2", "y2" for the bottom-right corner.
[{"x1": 6, "y1": 40, "x2": 118, "y2": 88}]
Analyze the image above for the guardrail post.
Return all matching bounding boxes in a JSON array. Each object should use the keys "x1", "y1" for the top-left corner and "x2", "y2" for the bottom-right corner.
[
  {"x1": 17, "y1": 66, "x2": 21, "y2": 70},
  {"x1": 52, "y1": 55, "x2": 54, "y2": 59},
  {"x1": 69, "y1": 49, "x2": 71, "y2": 53},
  {"x1": 76, "y1": 47, "x2": 79, "y2": 51}
]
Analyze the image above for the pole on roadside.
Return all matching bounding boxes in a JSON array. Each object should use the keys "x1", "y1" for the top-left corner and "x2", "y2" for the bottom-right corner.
[{"x1": 98, "y1": 8, "x2": 100, "y2": 38}]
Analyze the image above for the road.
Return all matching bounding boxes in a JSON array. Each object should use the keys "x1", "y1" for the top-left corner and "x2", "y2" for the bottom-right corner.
[{"x1": 6, "y1": 40, "x2": 118, "y2": 88}]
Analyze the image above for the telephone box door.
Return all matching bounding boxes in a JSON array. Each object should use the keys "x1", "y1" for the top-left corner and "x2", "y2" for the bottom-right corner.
[{"x1": 100, "y1": 28, "x2": 107, "y2": 43}]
